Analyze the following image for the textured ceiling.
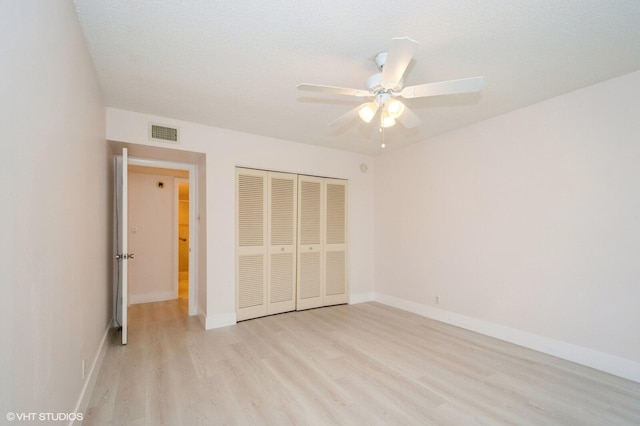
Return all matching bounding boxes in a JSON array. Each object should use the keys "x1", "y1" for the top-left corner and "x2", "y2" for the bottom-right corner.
[{"x1": 73, "y1": 0, "x2": 640, "y2": 155}]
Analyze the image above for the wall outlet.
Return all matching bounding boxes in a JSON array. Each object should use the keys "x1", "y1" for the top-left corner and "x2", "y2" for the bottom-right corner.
[{"x1": 435, "y1": 296, "x2": 440, "y2": 304}]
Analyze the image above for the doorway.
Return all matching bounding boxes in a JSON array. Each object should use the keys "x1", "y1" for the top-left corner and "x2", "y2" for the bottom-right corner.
[
  {"x1": 177, "y1": 179, "x2": 189, "y2": 301},
  {"x1": 124, "y1": 157, "x2": 198, "y2": 317},
  {"x1": 112, "y1": 142, "x2": 204, "y2": 345}
]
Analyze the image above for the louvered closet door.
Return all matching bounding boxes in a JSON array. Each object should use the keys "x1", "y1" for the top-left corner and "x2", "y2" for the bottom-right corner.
[
  {"x1": 267, "y1": 172, "x2": 297, "y2": 315},
  {"x1": 236, "y1": 169, "x2": 268, "y2": 321},
  {"x1": 324, "y1": 179, "x2": 348, "y2": 306},
  {"x1": 297, "y1": 176, "x2": 324, "y2": 310}
]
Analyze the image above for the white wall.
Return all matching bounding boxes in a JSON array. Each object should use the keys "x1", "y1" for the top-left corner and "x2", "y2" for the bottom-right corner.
[
  {"x1": 0, "y1": 0, "x2": 110, "y2": 417},
  {"x1": 374, "y1": 70, "x2": 640, "y2": 381},
  {"x1": 128, "y1": 173, "x2": 176, "y2": 304},
  {"x1": 106, "y1": 108, "x2": 376, "y2": 328}
]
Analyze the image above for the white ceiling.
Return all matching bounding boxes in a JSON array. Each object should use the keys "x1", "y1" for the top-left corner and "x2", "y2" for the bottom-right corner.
[{"x1": 73, "y1": 0, "x2": 640, "y2": 156}]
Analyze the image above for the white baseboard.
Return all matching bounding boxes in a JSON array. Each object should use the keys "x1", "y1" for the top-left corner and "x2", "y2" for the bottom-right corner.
[
  {"x1": 204, "y1": 312, "x2": 237, "y2": 330},
  {"x1": 349, "y1": 292, "x2": 375, "y2": 304},
  {"x1": 129, "y1": 290, "x2": 176, "y2": 305},
  {"x1": 70, "y1": 323, "x2": 111, "y2": 425},
  {"x1": 373, "y1": 292, "x2": 640, "y2": 383}
]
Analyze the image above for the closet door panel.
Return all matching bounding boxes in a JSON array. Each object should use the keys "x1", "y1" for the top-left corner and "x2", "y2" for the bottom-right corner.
[
  {"x1": 267, "y1": 172, "x2": 297, "y2": 315},
  {"x1": 325, "y1": 181, "x2": 346, "y2": 245},
  {"x1": 238, "y1": 252, "x2": 266, "y2": 308},
  {"x1": 324, "y1": 179, "x2": 348, "y2": 306},
  {"x1": 238, "y1": 173, "x2": 266, "y2": 247},
  {"x1": 236, "y1": 169, "x2": 268, "y2": 321},
  {"x1": 297, "y1": 176, "x2": 324, "y2": 310},
  {"x1": 325, "y1": 250, "x2": 346, "y2": 296},
  {"x1": 299, "y1": 251, "x2": 321, "y2": 298},
  {"x1": 270, "y1": 252, "x2": 294, "y2": 301}
]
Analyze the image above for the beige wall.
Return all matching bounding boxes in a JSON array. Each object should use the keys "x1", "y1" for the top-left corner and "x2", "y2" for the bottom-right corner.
[
  {"x1": 0, "y1": 0, "x2": 110, "y2": 416},
  {"x1": 128, "y1": 172, "x2": 177, "y2": 303},
  {"x1": 374, "y1": 70, "x2": 640, "y2": 381}
]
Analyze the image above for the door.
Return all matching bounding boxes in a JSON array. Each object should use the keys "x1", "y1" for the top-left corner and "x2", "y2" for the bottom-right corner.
[
  {"x1": 296, "y1": 175, "x2": 324, "y2": 310},
  {"x1": 267, "y1": 172, "x2": 297, "y2": 315},
  {"x1": 236, "y1": 169, "x2": 348, "y2": 319},
  {"x1": 296, "y1": 176, "x2": 348, "y2": 310},
  {"x1": 115, "y1": 148, "x2": 129, "y2": 344},
  {"x1": 324, "y1": 179, "x2": 348, "y2": 306},
  {"x1": 236, "y1": 169, "x2": 298, "y2": 321},
  {"x1": 236, "y1": 169, "x2": 268, "y2": 321}
]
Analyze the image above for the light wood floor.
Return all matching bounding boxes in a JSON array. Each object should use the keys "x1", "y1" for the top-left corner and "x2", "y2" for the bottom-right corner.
[{"x1": 83, "y1": 301, "x2": 640, "y2": 425}]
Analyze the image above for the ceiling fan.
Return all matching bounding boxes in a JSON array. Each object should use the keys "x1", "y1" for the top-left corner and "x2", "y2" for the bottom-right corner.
[{"x1": 297, "y1": 37, "x2": 485, "y2": 130}]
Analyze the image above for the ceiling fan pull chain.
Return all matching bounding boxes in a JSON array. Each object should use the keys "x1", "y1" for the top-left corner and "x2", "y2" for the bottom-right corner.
[{"x1": 379, "y1": 106, "x2": 386, "y2": 149}]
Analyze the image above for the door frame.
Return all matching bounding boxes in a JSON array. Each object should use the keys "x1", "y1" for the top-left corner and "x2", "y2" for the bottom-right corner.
[{"x1": 127, "y1": 156, "x2": 198, "y2": 316}]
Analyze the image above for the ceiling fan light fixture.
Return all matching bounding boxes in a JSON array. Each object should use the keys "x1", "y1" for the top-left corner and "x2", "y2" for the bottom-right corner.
[
  {"x1": 358, "y1": 103, "x2": 377, "y2": 123},
  {"x1": 386, "y1": 99, "x2": 405, "y2": 119},
  {"x1": 381, "y1": 114, "x2": 396, "y2": 128}
]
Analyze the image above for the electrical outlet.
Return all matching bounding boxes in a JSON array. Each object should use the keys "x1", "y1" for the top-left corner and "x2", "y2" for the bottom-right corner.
[{"x1": 435, "y1": 296, "x2": 440, "y2": 304}]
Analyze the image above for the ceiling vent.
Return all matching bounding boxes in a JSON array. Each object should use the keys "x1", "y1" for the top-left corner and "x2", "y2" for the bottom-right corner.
[{"x1": 149, "y1": 123, "x2": 179, "y2": 144}]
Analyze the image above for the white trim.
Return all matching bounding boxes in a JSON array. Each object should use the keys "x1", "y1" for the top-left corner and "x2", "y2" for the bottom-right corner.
[
  {"x1": 205, "y1": 312, "x2": 237, "y2": 330},
  {"x1": 127, "y1": 157, "x2": 191, "y2": 170},
  {"x1": 70, "y1": 324, "x2": 111, "y2": 425},
  {"x1": 349, "y1": 292, "x2": 375, "y2": 304},
  {"x1": 129, "y1": 290, "x2": 177, "y2": 305},
  {"x1": 373, "y1": 292, "x2": 640, "y2": 383}
]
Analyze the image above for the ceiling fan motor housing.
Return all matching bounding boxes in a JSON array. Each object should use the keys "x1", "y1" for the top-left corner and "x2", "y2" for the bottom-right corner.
[
  {"x1": 374, "y1": 52, "x2": 388, "y2": 69},
  {"x1": 366, "y1": 71, "x2": 403, "y2": 93}
]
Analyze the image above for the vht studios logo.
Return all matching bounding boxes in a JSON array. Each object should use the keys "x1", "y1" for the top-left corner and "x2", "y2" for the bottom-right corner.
[{"x1": 6, "y1": 411, "x2": 84, "y2": 422}]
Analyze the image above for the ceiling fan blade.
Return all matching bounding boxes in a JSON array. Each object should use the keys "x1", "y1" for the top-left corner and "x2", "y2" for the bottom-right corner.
[
  {"x1": 328, "y1": 103, "x2": 371, "y2": 127},
  {"x1": 380, "y1": 37, "x2": 419, "y2": 90},
  {"x1": 297, "y1": 83, "x2": 371, "y2": 97},
  {"x1": 401, "y1": 76, "x2": 485, "y2": 99},
  {"x1": 396, "y1": 104, "x2": 421, "y2": 128}
]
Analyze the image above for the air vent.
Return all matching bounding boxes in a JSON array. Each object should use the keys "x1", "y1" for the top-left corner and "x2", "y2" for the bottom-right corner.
[{"x1": 149, "y1": 123, "x2": 179, "y2": 143}]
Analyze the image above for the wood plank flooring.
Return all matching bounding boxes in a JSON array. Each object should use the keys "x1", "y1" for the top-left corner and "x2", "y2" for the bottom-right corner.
[{"x1": 83, "y1": 301, "x2": 640, "y2": 425}]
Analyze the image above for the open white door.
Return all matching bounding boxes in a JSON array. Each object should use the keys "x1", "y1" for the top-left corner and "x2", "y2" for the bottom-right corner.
[{"x1": 115, "y1": 148, "x2": 129, "y2": 344}]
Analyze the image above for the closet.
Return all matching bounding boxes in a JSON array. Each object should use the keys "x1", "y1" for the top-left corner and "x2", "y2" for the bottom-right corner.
[{"x1": 236, "y1": 168, "x2": 348, "y2": 321}]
